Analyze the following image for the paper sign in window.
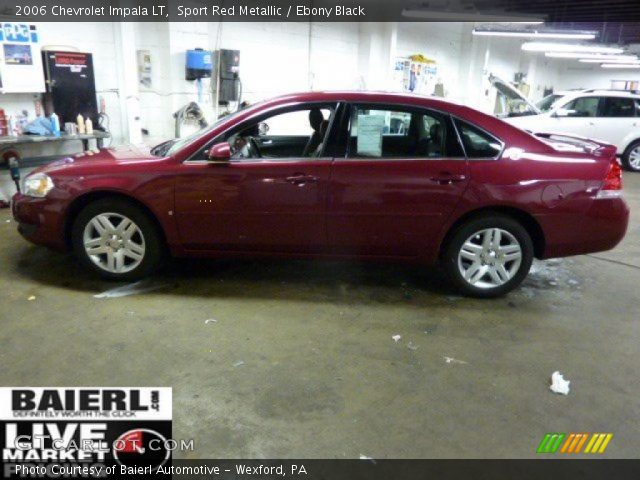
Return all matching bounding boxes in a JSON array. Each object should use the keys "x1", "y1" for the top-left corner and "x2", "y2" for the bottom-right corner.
[{"x1": 357, "y1": 114, "x2": 385, "y2": 157}]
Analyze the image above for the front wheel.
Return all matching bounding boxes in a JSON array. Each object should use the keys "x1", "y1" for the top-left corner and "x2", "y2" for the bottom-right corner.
[
  {"x1": 621, "y1": 140, "x2": 640, "y2": 172},
  {"x1": 442, "y1": 215, "x2": 534, "y2": 298},
  {"x1": 71, "y1": 198, "x2": 164, "y2": 280}
]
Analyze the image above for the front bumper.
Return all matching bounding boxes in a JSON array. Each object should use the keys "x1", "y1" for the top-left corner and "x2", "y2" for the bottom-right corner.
[{"x1": 12, "y1": 193, "x2": 68, "y2": 251}]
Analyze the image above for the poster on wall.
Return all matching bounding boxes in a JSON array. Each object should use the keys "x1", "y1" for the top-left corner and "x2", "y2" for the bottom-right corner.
[
  {"x1": 393, "y1": 55, "x2": 438, "y2": 95},
  {"x1": 0, "y1": 22, "x2": 45, "y2": 93}
]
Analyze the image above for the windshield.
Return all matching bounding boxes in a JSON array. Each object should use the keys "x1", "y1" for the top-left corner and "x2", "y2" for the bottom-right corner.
[
  {"x1": 535, "y1": 94, "x2": 563, "y2": 113},
  {"x1": 150, "y1": 108, "x2": 248, "y2": 157}
]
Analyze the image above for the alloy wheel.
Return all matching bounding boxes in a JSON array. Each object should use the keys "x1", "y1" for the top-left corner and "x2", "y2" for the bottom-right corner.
[
  {"x1": 629, "y1": 146, "x2": 640, "y2": 170},
  {"x1": 82, "y1": 213, "x2": 146, "y2": 274},
  {"x1": 457, "y1": 228, "x2": 522, "y2": 289}
]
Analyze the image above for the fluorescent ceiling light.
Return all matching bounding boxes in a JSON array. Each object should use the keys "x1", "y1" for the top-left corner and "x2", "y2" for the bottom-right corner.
[
  {"x1": 545, "y1": 53, "x2": 637, "y2": 61},
  {"x1": 579, "y1": 58, "x2": 640, "y2": 64},
  {"x1": 401, "y1": 9, "x2": 544, "y2": 23},
  {"x1": 601, "y1": 63, "x2": 640, "y2": 69},
  {"x1": 473, "y1": 29, "x2": 596, "y2": 40},
  {"x1": 522, "y1": 42, "x2": 624, "y2": 54}
]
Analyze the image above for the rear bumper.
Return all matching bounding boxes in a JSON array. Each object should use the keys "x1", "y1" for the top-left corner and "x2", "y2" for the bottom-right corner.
[
  {"x1": 537, "y1": 197, "x2": 629, "y2": 258},
  {"x1": 11, "y1": 193, "x2": 68, "y2": 251}
]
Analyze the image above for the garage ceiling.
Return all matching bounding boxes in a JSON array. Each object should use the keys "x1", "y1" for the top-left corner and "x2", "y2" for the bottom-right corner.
[{"x1": 486, "y1": 1, "x2": 640, "y2": 45}]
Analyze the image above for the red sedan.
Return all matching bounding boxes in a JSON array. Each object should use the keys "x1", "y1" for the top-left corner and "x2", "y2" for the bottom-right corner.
[{"x1": 12, "y1": 91, "x2": 629, "y2": 297}]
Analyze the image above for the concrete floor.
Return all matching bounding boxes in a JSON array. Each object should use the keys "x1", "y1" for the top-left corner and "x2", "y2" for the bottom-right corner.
[{"x1": 0, "y1": 175, "x2": 638, "y2": 459}]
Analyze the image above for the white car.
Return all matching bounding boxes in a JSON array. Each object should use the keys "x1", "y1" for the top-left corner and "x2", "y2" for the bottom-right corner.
[{"x1": 505, "y1": 89, "x2": 640, "y2": 171}]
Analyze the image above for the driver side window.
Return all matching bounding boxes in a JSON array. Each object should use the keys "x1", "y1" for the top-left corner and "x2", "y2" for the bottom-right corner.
[
  {"x1": 563, "y1": 97, "x2": 600, "y2": 117},
  {"x1": 226, "y1": 106, "x2": 335, "y2": 160}
]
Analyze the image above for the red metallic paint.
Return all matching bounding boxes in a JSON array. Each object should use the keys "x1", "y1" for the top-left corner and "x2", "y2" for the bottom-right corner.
[{"x1": 12, "y1": 91, "x2": 629, "y2": 264}]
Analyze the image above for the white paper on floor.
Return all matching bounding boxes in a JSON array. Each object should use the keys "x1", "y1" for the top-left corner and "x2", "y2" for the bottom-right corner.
[
  {"x1": 93, "y1": 280, "x2": 168, "y2": 299},
  {"x1": 205, "y1": 319, "x2": 217, "y2": 324},
  {"x1": 444, "y1": 356, "x2": 468, "y2": 365},
  {"x1": 550, "y1": 371, "x2": 570, "y2": 395},
  {"x1": 392, "y1": 335, "x2": 402, "y2": 342}
]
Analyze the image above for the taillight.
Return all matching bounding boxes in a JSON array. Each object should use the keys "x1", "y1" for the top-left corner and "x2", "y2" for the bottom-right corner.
[{"x1": 596, "y1": 159, "x2": 623, "y2": 199}]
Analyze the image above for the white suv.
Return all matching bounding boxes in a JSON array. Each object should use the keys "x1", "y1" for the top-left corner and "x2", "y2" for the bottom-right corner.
[{"x1": 505, "y1": 90, "x2": 640, "y2": 171}]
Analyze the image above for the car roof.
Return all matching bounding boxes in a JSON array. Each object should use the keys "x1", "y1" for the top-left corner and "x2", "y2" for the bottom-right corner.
[
  {"x1": 567, "y1": 89, "x2": 640, "y2": 99},
  {"x1": 260, "y1": 90, "x2": 466, "y2": 109}
]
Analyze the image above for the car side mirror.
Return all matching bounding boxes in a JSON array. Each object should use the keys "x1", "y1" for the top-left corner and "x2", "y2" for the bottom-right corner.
[
  {"x1": 552, "y1": 108, "x2": 573, "y2": 118},
  {"x1": 207, "y1": 142, "x2": 231, "y2": 163}
]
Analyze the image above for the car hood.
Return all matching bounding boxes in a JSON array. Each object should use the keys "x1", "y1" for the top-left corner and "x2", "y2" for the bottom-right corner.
[
  {"x1": 39, "y1": 144, "x2": 159, "y2": 173},
  {"x1": 489, "y1": 74, "x2": 541, "y2": 116}
]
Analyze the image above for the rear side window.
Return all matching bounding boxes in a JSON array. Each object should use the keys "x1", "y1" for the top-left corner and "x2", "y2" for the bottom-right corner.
[
  {"x1": 347, "y1": 106, "x2": 464, "y2": 159},
  {"x1": 601, "y1": 97, "x2": 637, "y2": 117},
  {"x1": 563, "y1": 96, "x2": 600, "y2": 117},
  {"x1": 454, "y1": 120, "x2": 503, "y2": 159}
]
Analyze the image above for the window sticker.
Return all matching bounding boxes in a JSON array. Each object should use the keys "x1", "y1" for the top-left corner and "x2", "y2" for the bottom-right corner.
[{"x1": 356, "y1": 114, "x2": 385, "y2": 157}]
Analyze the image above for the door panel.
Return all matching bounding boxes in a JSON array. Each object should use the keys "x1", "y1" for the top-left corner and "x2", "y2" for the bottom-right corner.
[
  {"x1": 327, "y1": 159, "x2": 469, "y2": 257},
  {"x1": 174, "y1": 160, "x2": 331, "y2": 253}
]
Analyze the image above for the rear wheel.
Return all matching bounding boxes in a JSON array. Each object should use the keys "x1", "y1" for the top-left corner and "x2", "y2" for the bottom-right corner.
[
  {"x1": 621, "y1": 140, "x2": 640, "y2": 172},
  {"x1": 442, "y1": 215, "x2": 534, "y2": 297},
  {"x1": 72, "y1": 198, "x2": 164, "y2": 280}
]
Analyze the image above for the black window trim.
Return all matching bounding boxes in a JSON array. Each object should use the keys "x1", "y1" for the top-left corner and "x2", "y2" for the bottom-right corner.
[
  {"x1": 451, "y1": 115, "x2": 505, "y2": 161},
  {"x1": 339, "y1": 102, "x2": 468, "y2": 161},
  {"x1": 183, "y1": 100, "x2": 341, "y2": 163}
]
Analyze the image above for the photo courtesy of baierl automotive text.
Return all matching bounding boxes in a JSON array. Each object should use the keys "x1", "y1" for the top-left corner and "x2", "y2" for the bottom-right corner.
[{"x1": 0, "y1": 1, "x2": 638, "y2": 479}]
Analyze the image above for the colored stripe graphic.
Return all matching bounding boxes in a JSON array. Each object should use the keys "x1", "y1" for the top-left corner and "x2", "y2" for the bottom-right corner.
[
  {"x1": 560, "y1": 433, "x2": 589, "y2": 453},
  {"x1": 539, "y1": 433, "x2": 613, "y2": 454},
  {"x1": 584, "y1": 433, "x2": 613, "y2": 454},
  {"x1": 537, "y1": 433, "x2": 566, "y2": 453}
]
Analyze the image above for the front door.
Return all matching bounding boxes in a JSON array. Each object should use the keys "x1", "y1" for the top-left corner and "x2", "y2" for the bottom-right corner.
[
  {"x1": 551, "y1": 95, "x2": 600, "y2": 137},
  {"x1": 174, "y1": 105, "x2": 336, "y2": 253},
  {"x1": 327, "y1": 105, "x2": 471, "y2": 257}
]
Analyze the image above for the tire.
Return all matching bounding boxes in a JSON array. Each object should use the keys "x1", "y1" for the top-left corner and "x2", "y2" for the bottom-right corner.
[
  {"x1": 442, "y1": 214, "x2": 534, "y2": 298},
  {"x1": 621, "y1": 140, "x2": 640, "y2": 172},
  {"x1": 71, "y1": 198, "x2": 164, "y2": 281}
]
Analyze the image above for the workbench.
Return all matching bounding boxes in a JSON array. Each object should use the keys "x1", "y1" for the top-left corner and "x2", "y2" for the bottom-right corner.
[{"x1": 0, "y1": 131, "x2": 110, "y2": 152}]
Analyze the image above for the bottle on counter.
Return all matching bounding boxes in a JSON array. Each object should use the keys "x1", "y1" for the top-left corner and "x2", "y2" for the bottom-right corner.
[
  {"x1": 77, "y1": 114, "x2": 85, "y2": 134},
  {"x1": 85, "y1": 117, "x2": 93, "y2": 135},
  {"x1": 50, "y1": 112, "x2": 60, "y2": 137},
  {"x1": 0, "y1": 109, "x2": 8, "y2": 136}
]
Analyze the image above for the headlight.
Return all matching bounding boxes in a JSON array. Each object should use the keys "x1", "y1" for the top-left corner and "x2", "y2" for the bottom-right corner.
[{"x1": 22, "y1": 173, "x2": 55, "y2": 198}]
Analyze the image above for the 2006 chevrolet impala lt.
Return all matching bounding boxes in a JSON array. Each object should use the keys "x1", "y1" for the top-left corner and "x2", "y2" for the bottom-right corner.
[{"x1": 12, "y1": 91, "x2": 629, "y2": 297}]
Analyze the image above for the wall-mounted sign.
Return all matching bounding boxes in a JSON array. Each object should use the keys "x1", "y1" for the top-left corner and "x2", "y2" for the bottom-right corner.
[{"x1": 0, "y1": 22, "x2": 45, "y2": 93}]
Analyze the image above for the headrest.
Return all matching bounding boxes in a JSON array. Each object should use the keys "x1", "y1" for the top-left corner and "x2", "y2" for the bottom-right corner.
[{"x1": 309, "y1": 109, "x2": 324, "y2": 131}]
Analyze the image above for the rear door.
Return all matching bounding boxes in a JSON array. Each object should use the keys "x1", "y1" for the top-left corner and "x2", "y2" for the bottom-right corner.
[
  {"x1": 591, "y1": 96, "x2": 640, "y2": 148},
  {"x1": 327, "y1": 104, "x2": 470, "y2": 257}
]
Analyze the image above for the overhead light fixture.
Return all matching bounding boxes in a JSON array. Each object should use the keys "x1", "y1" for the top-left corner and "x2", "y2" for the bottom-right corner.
[
  {"x1": 522, "y1": 42, "x2": 624, "y2": 54},
  {"x1": 545, "y1": 53, "x2": 637, "y2": 61},
  {"x1": 601, "y1": 63, "x2": 640, "y2": 69},
  {"x1": 401, "y1": 9, "x2": 544, "y2": 23},
  {"x1": 473, "y1": 29, "x2": 596, "y2": 40},
  {"x1": 579, "y1": 57, "x2": 640, "y2": 64}
]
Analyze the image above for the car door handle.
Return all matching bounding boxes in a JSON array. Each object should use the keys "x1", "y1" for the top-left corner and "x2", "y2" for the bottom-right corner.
[
  {"x1": 429, "y1": 173, "x2": 467, "y2": 185},
  {"x1": 286, "y1": 174, "x2": 319, "y2": 185},
  {"x1": 259, "y1": 139, "x2": 273, "y2": 145}
]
